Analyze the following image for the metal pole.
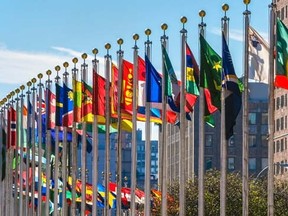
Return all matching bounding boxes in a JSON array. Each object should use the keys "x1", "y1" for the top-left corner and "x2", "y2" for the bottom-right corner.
[
  {"x1": 116, "y1": 39, "x2": 124, "y2": 216},
  {"x1": 70, "y1": 57, "x2": 78, "y2": 216},
  {"x1": 37, "y1": 73, "x2": 44, "y2": 216},
  {"x1": 15, "y1": 89, "x2": 21, "y2": 216},
  {"x1": 0, "y1": 102, "x2": 3, "y2": 216},
  {"x1": 144, "y1": 28, "x2": 152, "y2": 216},
  {"x1": 131, "y1": 34, "x2": 139, "y2": 216},
  {"x1": 268, "y1": 1, "x2": 276, "y2": 215},
  {"x1": 62, "y1": 62, "x2": 70, "y2": 216},
  {"x1": 54, "y1": 65, "x2": 61, "y2": 216},
  {"x1": 198, "y1": 10, "x2": 206, "y2": 216},
  {"x1": 104, "y1": 43, "x2": 111, "y2": 216},
  {"x1": 92, "y1": 48, "x2": 99, "y2": 216},
  {"x1": 160, "y1": 23, "x2": 168, "y2": 216},
  {"x1": 19, "y1": 85, "x2": 26, "y2": 216},
  {"x1": 31, "y1": 78, "x2": 37, "y2": 216},
  {"x1": 179, "y1": 16, "x2": 187, "y2": 216},
  {"x1": 220, "y1": 4, "x2": 229, "y2": 216},
  {"x1": 242, "y1": 2, "x2": 250, "y2": 216},
  {"x1": 45, "y1": 70, "x2": 52, "y2": 216},
  {"x1": 80, "y1": 53, "x2": 88, "y2": 216},
  {"x1": 25, "y1": 81, "x2": 32, "y2": 216}
]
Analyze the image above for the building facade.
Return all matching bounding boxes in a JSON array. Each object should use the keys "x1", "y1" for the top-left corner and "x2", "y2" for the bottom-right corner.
[
  {"x1": 167, "y1": 82, "x2": 269, "y2": 182},
  {"x1": 275, "y1": 0, "x2": 288, "y2": 180}
]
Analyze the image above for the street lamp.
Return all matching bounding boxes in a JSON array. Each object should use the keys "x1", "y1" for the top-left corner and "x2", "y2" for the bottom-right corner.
[{"x1": 255, "y1": 163, "x2": 288, "y2": 180}]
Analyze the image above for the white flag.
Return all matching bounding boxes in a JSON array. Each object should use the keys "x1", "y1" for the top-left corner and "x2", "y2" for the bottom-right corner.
[{"x1": 248, "y1": 26, "x2": 269, "y2": 84}]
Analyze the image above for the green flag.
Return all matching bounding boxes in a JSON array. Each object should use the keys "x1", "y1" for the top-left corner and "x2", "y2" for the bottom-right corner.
[
  {"x1": 276, "y1": 18, "x2": 288, "y2": 89},
  {"x1": 200, "y1": 34, "x2": 222, "y2": 126}
]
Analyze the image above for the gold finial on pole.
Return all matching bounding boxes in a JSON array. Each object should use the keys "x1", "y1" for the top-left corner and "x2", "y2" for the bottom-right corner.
[
  {"x1": 46, "y1": 70, "x2": 52, "y2": 76},
  {"x1": 81, "y1": 53, "x2": 87, "y2": 60},
  {"x1": 117, "y1": 38, "x2": 123, "y2": 51},
  {"x1": 72, "y1": 58, "x2": 78, "y2": 65},
  {"x1": 27, "y1": 81, "x2": 32, "y2": 87},
  {"x1": 31, "y1": 78, "x2": 37, "y2": 84},
  {"x1": 63, "y1": 62, "x2": 69, "y2": 68},
  {"x1": 92, "y1": 48, "x2": 98, "y2": 60},
  {"x1": 180, "y1": 16, "x2": 187, "y2": 29},
  {"x1": 243, "y1": 0, "x2": 251, "y2": 5},
  {"x1": 37, "y1": 73, "x2": 43, "y2": 79},
  {"x1": 222, "y1": 3, "x2": 229, "y2": 11},
  {"x1": 105, "y1": 43, "x2": 111, "y2": 55},
  {"x1": 15, "y1": 88, "x2": 20, "y2": 94},
  {"x1": 10, "y1": 91, "x2": 15, "y2": 97},
  {"x1": 145, "y1": 29, "x2": 151, "y2": 36},
  {"x1": 199, "y1": 10, "x2": 206, "y2": 18},
  {"x1": 20, "y1": 85, "x2": 25, "y2": 91}
]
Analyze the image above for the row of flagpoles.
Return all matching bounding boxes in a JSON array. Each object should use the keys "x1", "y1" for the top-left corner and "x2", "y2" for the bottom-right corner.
[{"x1": 1, "y1": 0, "x2": 288, "y2": 215}]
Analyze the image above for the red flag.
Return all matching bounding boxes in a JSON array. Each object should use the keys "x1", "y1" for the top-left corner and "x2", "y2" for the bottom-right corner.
[
  {"x1": 7, "y1": 107, "x2": 16, "y2": 149},
  {"x1": 92, "y1": 67, "x2": 106, "y2": 116},
  {"x1": 122, "y1": 60, "x2": 134, "y2": 114},
  {"x1": 46, "y1": 89, "x2": 56, "y2": 129}
]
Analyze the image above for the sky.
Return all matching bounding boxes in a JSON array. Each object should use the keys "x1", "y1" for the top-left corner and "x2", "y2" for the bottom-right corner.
[{"x1": 0, "y1": 0, "x2": 271, "y2": 138}]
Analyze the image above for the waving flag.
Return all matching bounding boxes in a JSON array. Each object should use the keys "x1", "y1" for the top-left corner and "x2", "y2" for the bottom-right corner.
[
  {"x1": 92, "y1": 70, "x2": 106, "y2": 116},
  {"x1": 248, "y1": 26, "x2": 269, "y2": 84},
  {"x1": 45, "y1": 89, "x2": 56, "y2": 129},
  {"x1": 222, "y1": 33, "x2": 242, "y2": 140},
  {"x1": 200, "y1": 34, "x2": 222, "y2": 127},
  {"x1": 276, "y1": 18, "x2": 288, "y2": 89},
  {"x1": 7, "y1": 106, "x2": 17, "y2": 149},
  {"x1": 73, "y1": 79, "x2": 82, "y2": 122},
  {"x1": 62, "y1": 84, "x2": 73, "y2": 127},
  {"x1": 55, "y1": 83, "x2": 63, "y2": 126}
]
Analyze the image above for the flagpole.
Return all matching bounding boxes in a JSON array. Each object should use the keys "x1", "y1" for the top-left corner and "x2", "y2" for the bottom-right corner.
[
  {"x1": 37, "y1": 73, "x2": 44, "y2": 216},
  {"x1": 70, "y1": 57, "x2": 78, "y2": 216},
  {"x1": 104, "y1": 43, "x2": 112, "y2": 216},
  {"x1": 92, "y1": 48, "x2": 99, "y2": 216},
  {"x1": 116, "y1": 39, "x2": 124, "y2": 216},
  {"x1": 160, "y1": 23, "x2": 168, "y2": 216},
  {"x1": 30, "y1": 78, "x2": 37, "y2": 216},
  {"x1": 198, "y1": 10, "x2": 206, "y2": 216},
  {"x1": 54, "y1": 65, "x2": 61, "y2": 216},
  {"x1": 0, "y1": 101, "x2": 3, "y2": 216},
  {"x1": 131, "y1": 33, "x2": 139, "y2": 216},
  {"x1": 144, "y1": 28, "x2": 152, "y2": 216},
  {"x1": 62, "y1": 62, "x2": 70, "y2": 216},
  {"x1": 220, "y1": 4, "x2": 229, "y2": 216},
  {"x1": 179, "y1": 16, "x2": 187, "y2": 216},
  {"x1": 4, "y1": 97, "x2": 9, "y2": 216},
  {"x1": 14, "y1": 89, "x2": 21, "y2": 216},
  {"x1": 20, "y1": 85, "x2": 26, "y2": 216},
  {"x1": 6, "y1": 93, "x2": 13, "y2": 216},
  {"x1": 268, "y1": 1, "x2": 276, "y2": 215},
  {"x1": 10, "y1": 92, "x2": 16, "y2": 216},
  {"x1": 242, "y1": 2, "x2": 250, "y2": 215},
  {"x1": 25, "y1": 81, "x2": 32, "y2": 216},
  {"x1": 80, "y1": 53, "x2": 88, "y2": 216},
  {"x1": 45, "y1": 70, "x2": 52, "y2": 216}
]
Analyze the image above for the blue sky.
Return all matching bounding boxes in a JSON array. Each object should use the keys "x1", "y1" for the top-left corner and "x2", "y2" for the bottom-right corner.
[{"x1": 0, "y1": 1, "x2": 271, "y2": 133}]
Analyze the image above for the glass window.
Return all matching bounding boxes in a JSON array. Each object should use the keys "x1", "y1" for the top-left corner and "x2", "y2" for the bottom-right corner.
[
  {"x1": 205, "y1": 134, "x2": 213, "y2": 147},
  {"x1": 261, "y1": 158, "x2": 268, "y2": 170},
  {"x1": 261, "y1": 135, "x2": 268, "y2": 147},
  {"x1": 249, "y1": 113, "x2": 256, "y2": 125},
  {"x1": 228, "y1": 157, "x2": 235, "y2": 170},
  {"x1": 261, "y1": 113, "x2": 268, "y2": 125},
  {"x1": 249, "y1": 158, "x2": 256, "y2": 170},
  {"x1": 205, "y1": 157, "x2": 212, "y2": 170},
  {"x1": 249, "y1": 135, "x2": 257, "y2": 147},
  {"x1": 281, "y1": 117, "x2": 284, "y2": 130},
  {"x1": 276, "y1": 97, "x2": 280, "y2": 110}
]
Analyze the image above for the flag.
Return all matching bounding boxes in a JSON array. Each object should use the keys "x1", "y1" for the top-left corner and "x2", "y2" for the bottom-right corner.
[
  {"x1": 46, "y1": 89, "x2": 56, "y2": 129},
  {"x1": 73, "y1": 79, "x2": 82, "y2": 122},
  {"x1": 222, "y1": 33, "x2": 243, "y2": 140},
  {"x1": 162, "y1": 45, "x2": 196, "y2": 116},
  {"x1": 186, "y1": 43, "x2": 200, "y2": 112},
  {"x1": 145, "y1": 55, "x2": 162, "y2": 103},
  {"x1": 200, "y1": 34, "x2": 222, "y2": 127},
  {"x1": 55, "y1": 83, "x2": 64, "y2": 126},
  {"x1": 1, "y1": 116, "x2": 6, "y2": 180},
  {"x1": 276, "y1": 18, "x2": 288, "y2": 89},
  {"x1": 7, "y1": 106, "x2": 17, "y2": 149},
  {"x1": 62, "y1": 84, "x2": 73, "y2": 127},
  {"x1": 82, "y1": 81, "x2": 105, "y2": 124},
  {"x1": 111, "y1": 63, "x2": 131, "y2": 119},
  {"x1": 92, "y1": 67, "x2": 106, "y2": 116},
  {"x1": 145, "y1": 55, "x2": 178, "y2": 124},
  {"x1": 122, "y1": 60, "x2": 134, "y2": 114},
  {"x1": 248, "y1": 26, "x2": 269, "y2": 84}
]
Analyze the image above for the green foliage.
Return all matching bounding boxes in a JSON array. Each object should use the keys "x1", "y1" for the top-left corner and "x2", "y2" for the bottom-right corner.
[{"x1": 151, "y1": 169, "x2": 288, "y2": 215}]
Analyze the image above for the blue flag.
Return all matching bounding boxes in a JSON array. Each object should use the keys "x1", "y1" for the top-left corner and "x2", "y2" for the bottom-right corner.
[
  {"x1": 55, "y1": 83, "x2": 63, "y2": 126},
  {"x1": 145, "y1": 55, "x2": 162, "y2": 103},
  {"x1": 222, "y1": 33, "x2": 242, "y2": 140}
]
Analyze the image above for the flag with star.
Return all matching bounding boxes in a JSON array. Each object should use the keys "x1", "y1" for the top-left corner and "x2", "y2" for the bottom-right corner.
[
  {"x1": 200, "y1": 34, "x2": 221, "y2": 126},
  {"x1": 62, "y1": 84, "x2": 74, "y2": 127},
  {"x1": 276, "y1": 18, "x2": 288, "y2": 89}
]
